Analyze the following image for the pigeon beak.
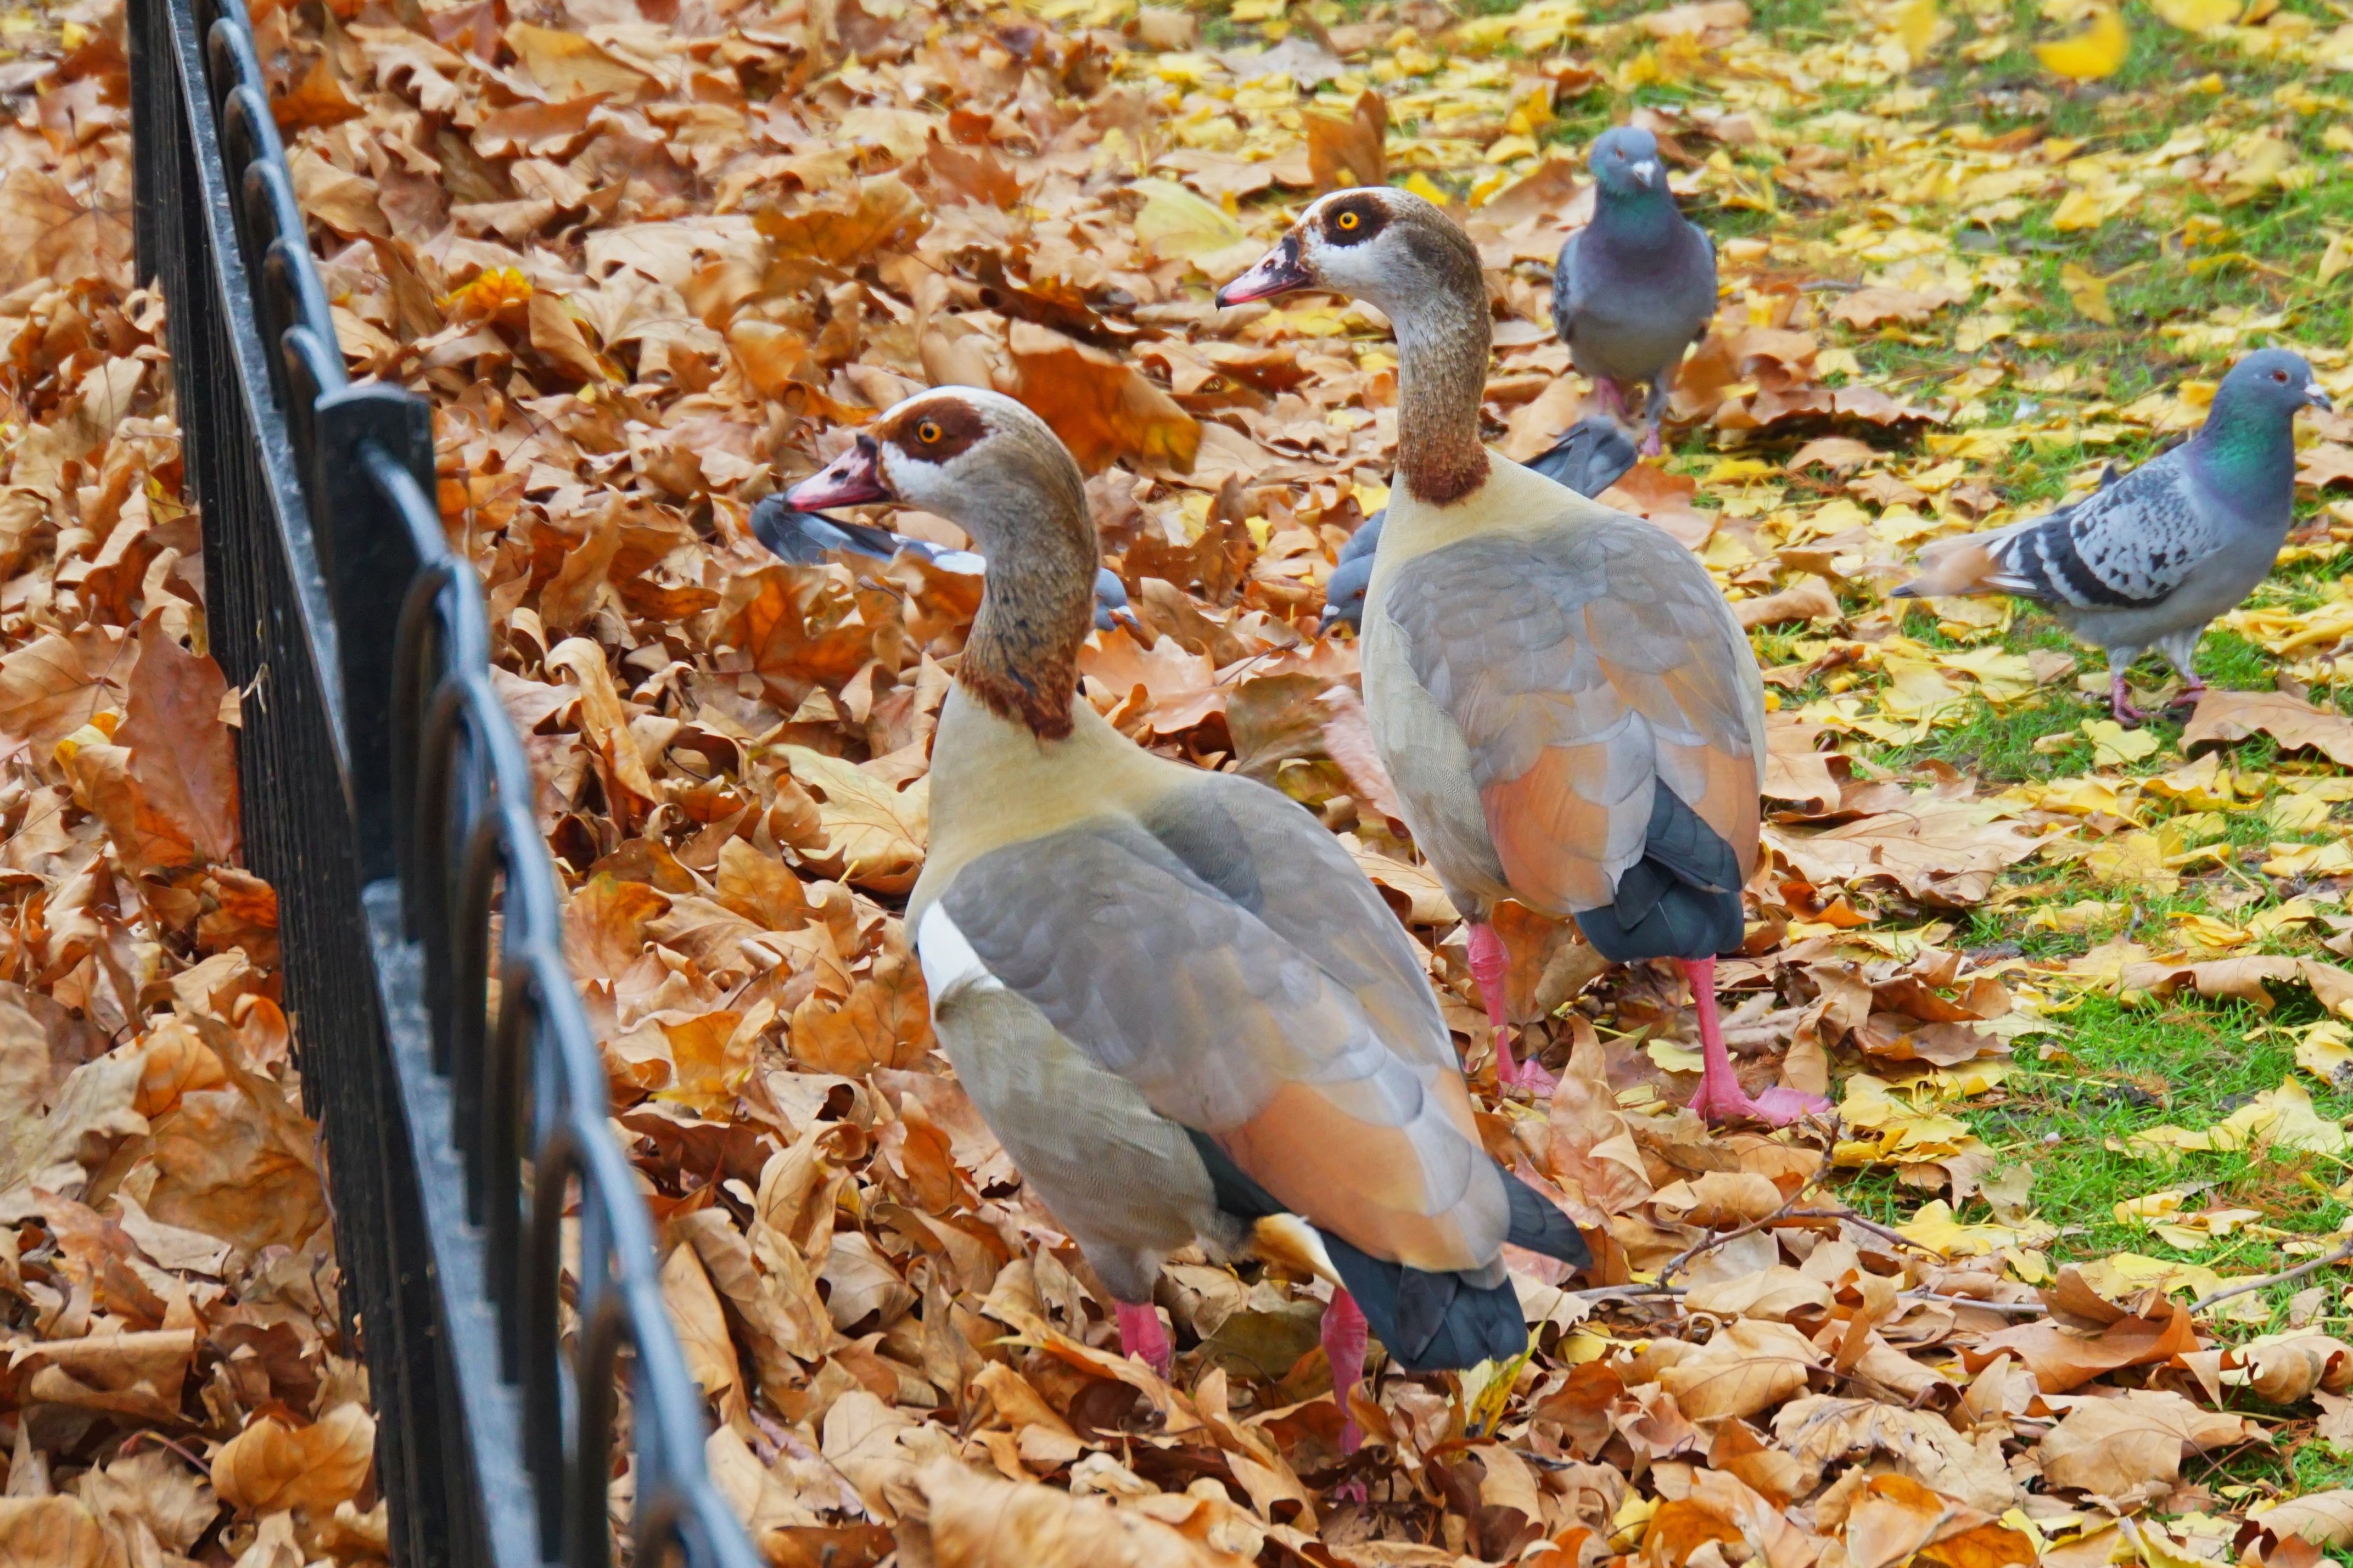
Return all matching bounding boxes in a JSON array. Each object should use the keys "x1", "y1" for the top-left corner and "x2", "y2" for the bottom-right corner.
[
  {"x1": 1629, "y1": 159, "x2": 1660, "y2": 188},
  {"x1": 2307, "y1": 381, "x2": 2333, "y2": 412},
  {"x1": 786, "y1": 435, "x2": 892, "y2": 510},
  {"x1": 1216, "y1": 233, "x2": 1311, "y2": 307}
]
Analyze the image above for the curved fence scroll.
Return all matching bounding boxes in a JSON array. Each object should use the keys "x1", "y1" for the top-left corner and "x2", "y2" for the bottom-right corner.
[{"x1": 127, "y1": 0, "x2": 764, "y2": 1563}]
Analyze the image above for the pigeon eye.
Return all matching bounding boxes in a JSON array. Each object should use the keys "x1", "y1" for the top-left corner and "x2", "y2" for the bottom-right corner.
[
  {"x1": 916, "y1": 419, "x2": 943, "y2": 443},
  {"x1": 2274, "y1": 371, "x2": 2288, "y2": 383},
  {"x1": 1335, "y1": 210, "x2": 1360, "y2": 231}
]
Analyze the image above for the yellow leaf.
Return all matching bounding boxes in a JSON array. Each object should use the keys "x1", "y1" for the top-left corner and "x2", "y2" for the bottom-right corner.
[
  {"x1": 1646, "y1": 1037, "x2": 1707, "y2": 1074},
  {"x1": 2080, "y1": 717, "x2": 2154, "y2": 764},
  {"x1": 2035, "y1": 5, "x2": 2128, "y2": 80},
  {"x1": 2167, "y1": 911, "x2": 2250, "y2": 952},
  {"x1": 2060, "y1": 262, "x2": 2117, "y2": 326},
  {"x1": 1402, "y1": 172, "x2": 1451, "y2": 207},
  {"x1": 2296, "y1": 1020, "x2": 2353, "y2": 1089},
  {"x1": 2320, "y1": 231, "x2": 2353, "y2": 285},
  {"x1": 1129, "y1": 178, "x2": 1246, "y2": 261},
  {"x1": 2125, "y1": 1078, "x2": 2352, "y2": 1159},
  {"x1": 2026, "y1": 900, "x2": 2125, "y2": 935},
  {"x1": 1895, "y1": 1199, "x2": 2055, "y2": 1257},
  {"x1": 2150, "y1": 0, "x2": 2239, "y2": 27},
  {"x1": 2073, "y1": 1251, "x2": 2228, "y2": 1302},
  {"x1": 1894, "y1": 0, "x2": 1940, "y2": 59}
]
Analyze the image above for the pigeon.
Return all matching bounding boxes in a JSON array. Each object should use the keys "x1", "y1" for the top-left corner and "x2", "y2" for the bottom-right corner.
[
  {"x1": 1893, "y1": 348, "x2": 2329, "y2": 723},
  {"x1": 752, "y1": 495, "x2": 1138, "y2": 633},
  {"x1": 1320, "y1": 417, "x2": 1638, "y2": 633},
  {"x1": 1552, "y1": 126, "x2": 1717, "y2": 458}
]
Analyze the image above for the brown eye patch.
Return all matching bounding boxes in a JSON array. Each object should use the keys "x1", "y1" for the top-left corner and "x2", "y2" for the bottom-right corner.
[
  {"x1": 1323, "y1": 194, "x2": 1388, "y2": 246},
  {"x1": 875, "y1": 397, "x2": 986, "y2": 462}
]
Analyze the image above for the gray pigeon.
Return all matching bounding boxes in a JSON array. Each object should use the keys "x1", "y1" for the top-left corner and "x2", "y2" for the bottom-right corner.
[
  {"x1": 753, "y1": 496, "x2": 1139, "y2": 633},
  {"x1": 1553, "y1": 126, "x2": 1717, "y2": 458},
  {"x1": 1893, "y1": 348, "x2": 2328, "y2": 723},
  {"x1": 1319, "y1": 417, "x2": 1638, "y2": 633}
]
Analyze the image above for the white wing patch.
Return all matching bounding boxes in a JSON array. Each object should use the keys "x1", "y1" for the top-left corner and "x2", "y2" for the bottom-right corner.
[{"x1": 917, "y1": 901, "x2": 1004, "y2": 1002}]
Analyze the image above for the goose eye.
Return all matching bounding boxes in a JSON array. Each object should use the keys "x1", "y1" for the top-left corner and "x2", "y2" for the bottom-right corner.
[{"x1": 917, "y1": 419, "x2": 944, "y2": 443}]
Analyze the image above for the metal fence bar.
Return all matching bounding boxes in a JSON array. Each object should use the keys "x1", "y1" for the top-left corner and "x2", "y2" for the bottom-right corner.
[{"x1": 126, "y1": 1, "x2": 762, "y2": 1563}]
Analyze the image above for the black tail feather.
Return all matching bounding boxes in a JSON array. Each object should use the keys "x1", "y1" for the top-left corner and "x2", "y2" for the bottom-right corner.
[
  {"x1": 1323, "y1": 1234, "x2": 1530, "y2": 1372},
  {"x1": 1185, "y1": 1132, "x2": 1560, "y2": 1372},
  {"x1": 1575, "y1": 784, "x2": 1745, "y2": 963},
  {"x1": 1505, "y1": 1173, "x2": 1592, "y2": 1270},
  {"x1": 1195, "y1": 1133, "x2": 1562, "y2": 1363}
]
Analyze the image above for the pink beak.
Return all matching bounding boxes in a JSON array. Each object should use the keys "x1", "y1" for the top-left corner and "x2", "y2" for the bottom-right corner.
[
  {"x1": 1215, "y1": 232, "x2": 1312, "y2": 307},
  {"x1": 785, "y1": 435, "x2": 890, "y2": 510}
]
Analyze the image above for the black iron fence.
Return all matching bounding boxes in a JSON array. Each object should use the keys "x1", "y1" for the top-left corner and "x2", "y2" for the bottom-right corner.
[{"x1": 126, "y1": 0, "x2": 763, "y2": 1563}]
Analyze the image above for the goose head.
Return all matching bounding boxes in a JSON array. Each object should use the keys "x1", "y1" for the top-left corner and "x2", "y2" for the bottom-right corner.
[
  {"x1": 786, "y1": 386, "x2": 1092, "y2": 563},
  {"x1": 1217, "y1": 186, "x2": 1483, "y2": 324}
]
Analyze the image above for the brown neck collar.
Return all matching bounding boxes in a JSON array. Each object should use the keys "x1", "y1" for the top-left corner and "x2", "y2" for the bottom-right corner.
[
  {"x1": 957, "y1": 509, "x2": 1098, "y2": 742},
  {"x1": 1391, "y1": 243, "x2": 1493, "y2": 505}
]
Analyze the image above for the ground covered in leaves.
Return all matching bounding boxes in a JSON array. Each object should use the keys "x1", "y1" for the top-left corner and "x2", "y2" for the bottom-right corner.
[{"x1": 29, "y1": 0, "x2": 2353, "y2": 1561}]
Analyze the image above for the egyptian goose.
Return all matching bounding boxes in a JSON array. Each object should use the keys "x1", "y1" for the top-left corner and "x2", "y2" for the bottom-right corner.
[
  {"x1": 785, "y1": 389, "x2": 1589, "y2": 1441},
  {"x1": 1219, "y1": 188, "x2": 1817, "y2": 1125},
  {"x1": 1552, "y1": 126, "x2": 1717, "y2": 458},
  {"x1": 1896, "y1": 349, "x2": 2328, "y2": 723}
]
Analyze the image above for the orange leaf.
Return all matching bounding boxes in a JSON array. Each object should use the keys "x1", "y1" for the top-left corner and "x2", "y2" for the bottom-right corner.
[
  {"x1": 210, "y1": 1403, "x2": 376, "y2": 1515},
  {"x1": 1305, "y1": 89, "x2": 1386, "y2": 193},
  {"x1": 1005, "y1": 321, "x2": 1200, "y2": 476},
  {"x1": 117, "y1": 615, "x2": 239, "y2": 869},
  {"x1": 270, "y1": 56, "x2": 363, "y2": 133}
]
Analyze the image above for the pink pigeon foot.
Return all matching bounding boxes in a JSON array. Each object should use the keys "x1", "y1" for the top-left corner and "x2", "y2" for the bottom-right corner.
[
  {"x1": 1640, "y1": 424, "x2": 1664, "y2": 458},
  {"x1": 2109, "y1": 672, "x2": 2146, "y2": 726},
  {"x1": 1467, "y1": 921, "x2": 1557, "y2": 1097},
  {"x1": 2169, "y1": 677, "x2": 2207, "y2": 712},
  {"x1": 1116, "y1": 1300, "x2": 1173, "y2": 1380},
  {"x1": 1592, "y1": 376, "x2": 1629, "y2": 422},
  {"x1": 1680, "y1": 957, "x2": 1829, "y2": 1127},
  {"x1": 1323, "y1": 1288, "x2": 1369, "y2": 1455}
]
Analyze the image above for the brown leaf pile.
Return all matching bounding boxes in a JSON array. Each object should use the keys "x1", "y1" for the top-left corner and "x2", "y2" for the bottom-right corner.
[
  {"x1": 12, "y1": 0, "x2": 2353, "y2": 1563},
  {"x1": 0, "y1": 10, "x2": 376, "y2": 1564}
]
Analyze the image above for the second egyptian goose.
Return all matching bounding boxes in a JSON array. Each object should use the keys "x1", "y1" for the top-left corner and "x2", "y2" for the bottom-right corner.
[
  {"x1": 785, "y1": 389, "x2": 1589, "y2": 1443},
  {"x1": 1219, "y1": 188, "x2": 1819, "y2": 1126}
]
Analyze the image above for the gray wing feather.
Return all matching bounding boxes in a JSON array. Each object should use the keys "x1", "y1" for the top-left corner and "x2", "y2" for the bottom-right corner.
[
  {"x1": 1552, "y1": 228, "x2": 1587, "y2": 330},
  {"x1": 1988, "y1": 451, "x2": 2217, "y2": 610},
  {"x1": 1395, "y1": 522, "x2": 1764, "y2": 787},
  {"x1": 940, "y1": 780, "x2": 1454, "y2": 1129}
]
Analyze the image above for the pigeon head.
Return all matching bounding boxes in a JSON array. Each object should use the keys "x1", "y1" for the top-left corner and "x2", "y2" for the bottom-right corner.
[
  {"x1": 787, "y1": 387, "x2": 1090, "y2": 563},
  {"x1": 1216, "y1": 187, "x2": 1482, "y2": 322},
  {"x1": 2211, "y1": 348, "x2": 2330, "y2": 423},
  {"x1": 1588, "y1": 126, "x2": 1666, "y2": 200}
]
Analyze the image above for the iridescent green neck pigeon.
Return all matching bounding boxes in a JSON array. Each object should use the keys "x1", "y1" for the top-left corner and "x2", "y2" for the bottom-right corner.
[{"x1": 1896, "y1": 349, "x2": 2328, "y2": 723}]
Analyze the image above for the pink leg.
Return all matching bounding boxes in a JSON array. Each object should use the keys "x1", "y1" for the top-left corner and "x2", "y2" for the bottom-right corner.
[
  {"x1": 1468, "y1": 922, "x2": 1556, "y2": 1097},
  {"x1": 1116, "y1": 1300, "x2": 1173, "y2": 1380},
  {"x1": 1323, "y1": 1289, "x2": 1368, "y2": 1454},
  {"x1": 1640, "y1": 425, "x2": 1665, "y2": 458},
  {"x1": 2110, "y1": 671, "x2": 2145, "y2": 726},
  {"x1": 1592, "y1": 376, "x2": 1629, "y2": 421},
  {"x1": 1680, "y1": 957, "x2": 1828, "y2": 1127}
]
